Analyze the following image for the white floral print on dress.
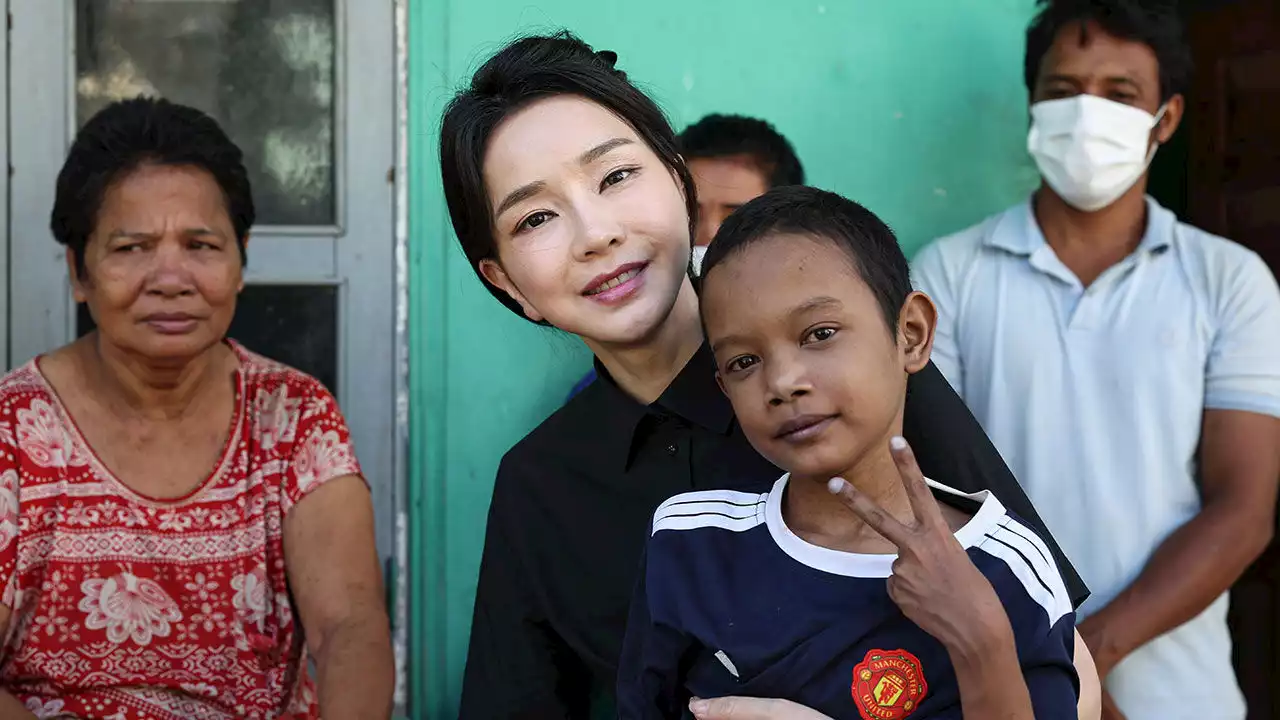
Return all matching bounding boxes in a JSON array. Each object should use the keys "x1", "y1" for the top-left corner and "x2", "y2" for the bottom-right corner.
[
  {"x1": 78, "y1": 572, "x2": 182, "y2": 646},
  {"x1": 230, "y1": 568, "x2": 269, "y2": 631},
  {"x1": 0, "y1": 348, "x2": 352, "y2": 718},
  {"x1": 254, "y1": 385, "x2": 301, "y2": 452},
  {"x1": 24, "y1": 697, "x2": 65, "y2": 719},
  {"x1": 292, "y1": 430, "x2": 356, "y2": 493},
  {"x1": 0, "y1": 469, "x2": 19, "y2": 549},
  {"x1": 15, "y1": 400, "x2": 87, "y2": 468}
]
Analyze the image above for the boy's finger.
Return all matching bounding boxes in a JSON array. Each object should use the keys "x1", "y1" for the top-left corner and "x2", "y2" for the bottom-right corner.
[
  {"x1": 690, "y1": 696, "x2": 834, "y2": 720},
  {"x1": 828, "y1": 477, "x2": 911, "y2": 547},
  {"x1": 889, "y1": 436, "x2": 945, "y2": 528}
]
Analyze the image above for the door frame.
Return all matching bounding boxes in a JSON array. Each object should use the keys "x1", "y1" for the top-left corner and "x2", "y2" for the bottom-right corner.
[{"x1": 0, "y1": 0, "x2": 8, "y2": 371}]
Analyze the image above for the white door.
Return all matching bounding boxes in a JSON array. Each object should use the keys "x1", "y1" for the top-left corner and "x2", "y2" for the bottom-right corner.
[
  {"x1": 7, "y1": 0, "x2": 399, "y2": 571},
  {"x1": 0, "y1": 0, "x2": 8, "y2": 370}
]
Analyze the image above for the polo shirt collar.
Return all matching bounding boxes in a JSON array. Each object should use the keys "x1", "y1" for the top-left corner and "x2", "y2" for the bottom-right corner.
[{"x1": 984, "y1": 195, "x2": 1177, "y2": 258}]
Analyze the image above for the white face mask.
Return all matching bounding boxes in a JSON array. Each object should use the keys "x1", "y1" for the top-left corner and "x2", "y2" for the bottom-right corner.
[
  {"x1": 691, "y1": 245, "x2": 708, "y2": 276},
  {"x1": 1027, "y1": 95, "x2": 1167, "y2": 212}
]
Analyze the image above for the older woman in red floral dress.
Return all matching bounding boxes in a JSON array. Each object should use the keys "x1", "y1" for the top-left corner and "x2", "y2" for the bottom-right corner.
[{"x1": 0, "y1": 98, "x2": 392, "y2": 719}]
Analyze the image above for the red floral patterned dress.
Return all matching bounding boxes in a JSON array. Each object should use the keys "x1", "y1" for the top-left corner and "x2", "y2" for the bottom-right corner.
[{"x1": 0, "y1": 342, "x2": 362, "y2": 719}]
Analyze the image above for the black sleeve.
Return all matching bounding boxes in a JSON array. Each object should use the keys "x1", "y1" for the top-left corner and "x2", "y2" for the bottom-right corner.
[
  {"x1": 903, "y1": 360, "x2": 1090, "y2": 607},
  {"x1": 459, "y1": 460, "x2": 591, "y2": 719}
]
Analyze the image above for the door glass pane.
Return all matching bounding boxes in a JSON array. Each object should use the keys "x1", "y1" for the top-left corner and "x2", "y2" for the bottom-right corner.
[
  {"x1": 230, "y1": 284, "x2": 340, "y2": 393},
  {"x1": 75, "y1": 0, "x2": 337, "y2": 226}
]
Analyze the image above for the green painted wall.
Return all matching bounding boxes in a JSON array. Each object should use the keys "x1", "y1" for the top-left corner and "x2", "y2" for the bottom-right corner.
[{"x1": 408, "y1": 1, "x2": 1041, "y2": 716}]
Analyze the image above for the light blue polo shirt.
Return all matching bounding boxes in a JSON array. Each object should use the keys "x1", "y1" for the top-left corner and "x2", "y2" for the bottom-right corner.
[{"x1": 912, "y1": 197, "x2": 1280, "y2": 720}]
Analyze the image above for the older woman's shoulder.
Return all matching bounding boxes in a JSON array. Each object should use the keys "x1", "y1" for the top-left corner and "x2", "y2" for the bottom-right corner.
[
  {"x1": 232, "y1": 345, "x2": 360, "y2": 490},
  {"x1": 232, "y1": 344, "x2": 334, "y2": 400},
  {"x1": 0, "y1": 361, "x2": 62, "y2": 411}
]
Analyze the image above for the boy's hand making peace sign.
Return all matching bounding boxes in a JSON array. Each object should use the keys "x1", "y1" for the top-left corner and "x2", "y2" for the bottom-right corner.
[
  {"x1": 828, "y1": 436, "x2": 1038, "y2": 719},
  {"x1": 827, "y1": 435, "x2": 1009, "y2": 654}
]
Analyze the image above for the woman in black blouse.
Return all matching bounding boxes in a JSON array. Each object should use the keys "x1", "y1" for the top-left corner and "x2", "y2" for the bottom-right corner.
[{"x1": 439, "y1": 32, "x2": 1097, "y2": 720}]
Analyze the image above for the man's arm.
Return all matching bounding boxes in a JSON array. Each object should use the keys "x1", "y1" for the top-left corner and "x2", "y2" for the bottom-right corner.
[
  {"x1": 459, "y1": 462, "x2": 588, "y2": 719},
  {"x1": 1082, "y1": 251, "x2": 1280, "y2": 678},
  {"x1": 1079, "y1": 409, "x2": 1280, "y2": 675},
  {"x1": 285, "y1": 475, "x2": 395, "y2": 719}
]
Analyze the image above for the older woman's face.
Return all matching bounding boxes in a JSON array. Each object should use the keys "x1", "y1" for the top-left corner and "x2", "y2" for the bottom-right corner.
[{"x1": 74, "y1": 163, "x2": 243, "y2": 361}]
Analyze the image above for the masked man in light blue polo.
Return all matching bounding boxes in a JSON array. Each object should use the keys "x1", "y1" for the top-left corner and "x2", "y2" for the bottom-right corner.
[{"x1": 913, "y1": 1, "x2": 1280, "y2": 719}]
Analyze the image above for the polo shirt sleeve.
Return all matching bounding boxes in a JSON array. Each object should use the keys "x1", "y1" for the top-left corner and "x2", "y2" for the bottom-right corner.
[
  {"x1": 910, "y1": 240, "x2": 964, "y2": 393},
  {"x1": 1205, "y1": 250, "x2": 1280, "y2": 418}
]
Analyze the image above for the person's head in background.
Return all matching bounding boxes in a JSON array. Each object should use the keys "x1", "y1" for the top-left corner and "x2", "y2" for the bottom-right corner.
[
  {"x1": 699, "y1": 186, "x2": 935, "y2": 486},
  {"x1": 1023, "y1": 0, "x2": 1190, "y2": 213},
  {"x1": 439, "y1": 32, "x2": 699, "y2": 353},
  {"x1": 681, "y1": 114, "x2": 805, "y2": 255}
]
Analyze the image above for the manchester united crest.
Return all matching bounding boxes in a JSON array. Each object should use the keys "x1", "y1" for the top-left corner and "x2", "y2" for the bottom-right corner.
[{"x1": 851, "y1": 649, "x2": 928, "y2": 719}]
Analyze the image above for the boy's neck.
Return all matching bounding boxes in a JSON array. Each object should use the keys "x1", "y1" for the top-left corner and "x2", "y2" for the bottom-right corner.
[{"x1": 785, "y1": 443, "x2": 915, "y2": 554}]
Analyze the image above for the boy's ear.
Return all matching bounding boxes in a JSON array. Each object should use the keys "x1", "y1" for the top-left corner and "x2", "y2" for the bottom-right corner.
[{"x1": 897, "y1": 291, "x2": 936, "y2": 374}]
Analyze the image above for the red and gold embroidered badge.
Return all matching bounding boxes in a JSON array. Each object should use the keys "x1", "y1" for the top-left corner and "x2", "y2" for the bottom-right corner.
[{"x1": 851, "y1": 648, "x2": 928, "y2": 719}]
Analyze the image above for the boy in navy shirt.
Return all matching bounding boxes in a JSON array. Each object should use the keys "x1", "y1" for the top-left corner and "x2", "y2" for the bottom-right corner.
[{"x1": 617, "y1": 186, "x2": 1079, "y2": 719}]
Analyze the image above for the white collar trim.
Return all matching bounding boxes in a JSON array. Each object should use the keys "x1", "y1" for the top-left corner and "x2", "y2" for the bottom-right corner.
[{"x1": 763, "y1": 473, "x2": 1006, "y2": 578}]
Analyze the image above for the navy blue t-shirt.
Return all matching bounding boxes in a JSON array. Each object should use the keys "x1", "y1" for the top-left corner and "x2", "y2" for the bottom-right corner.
[{"x1": 617, "y1": 475, "x2": 1079, "y2": 719}]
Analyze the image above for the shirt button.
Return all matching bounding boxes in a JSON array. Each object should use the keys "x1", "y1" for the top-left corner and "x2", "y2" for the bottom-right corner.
[{"x1": 666, "y1": 444, "x2": 678, "y2": 455}]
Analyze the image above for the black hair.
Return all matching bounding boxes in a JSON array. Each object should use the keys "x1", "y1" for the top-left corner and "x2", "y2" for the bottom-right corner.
[
  {"x1": 679, "y1": 114, "x2": 805, "y2": 188},
  {"x1": 440, "y1": 31, "x2": 698, "y2": 323},
  {"x1": 51, "y1": 96, "x2": 254, "y2": 276},
  {"x1": 1024, "y1": 0, "x2": 1192, "y2": 102},
  {"x1": 700, "y1": 186, "x2": 910, "y2": 334}
]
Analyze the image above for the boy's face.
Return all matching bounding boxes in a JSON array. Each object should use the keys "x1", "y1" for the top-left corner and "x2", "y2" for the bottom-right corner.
[{"x1": 701, "y1": 234, "x2": 935, "y2": 481}]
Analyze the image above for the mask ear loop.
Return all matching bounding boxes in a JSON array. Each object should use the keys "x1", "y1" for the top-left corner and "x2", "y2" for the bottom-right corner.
[{"x1": 1144, "y1": 102, "x2": 1171, "y2": 163}]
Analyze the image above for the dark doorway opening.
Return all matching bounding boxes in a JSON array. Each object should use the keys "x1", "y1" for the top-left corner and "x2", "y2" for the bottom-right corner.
[{"x1": 1149, "y1": 0, "x2": 1280, "y2": 717}]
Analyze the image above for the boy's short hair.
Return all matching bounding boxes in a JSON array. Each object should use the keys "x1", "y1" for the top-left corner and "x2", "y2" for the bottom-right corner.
[
  {"x1": 699, "y1": 186, "x2": 910, "y2": 333},
  {"x1": 678, "y1": 114, "x2": 805, "y2": 188}
]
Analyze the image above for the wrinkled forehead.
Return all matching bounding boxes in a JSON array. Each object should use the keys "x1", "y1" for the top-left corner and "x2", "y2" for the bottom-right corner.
[
  {"x1": 96, "y1": 164, "x2": 234, "y2": 231},
  {"x1": 482, "y1": 95, "x2": 644, "y2": 206}
]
